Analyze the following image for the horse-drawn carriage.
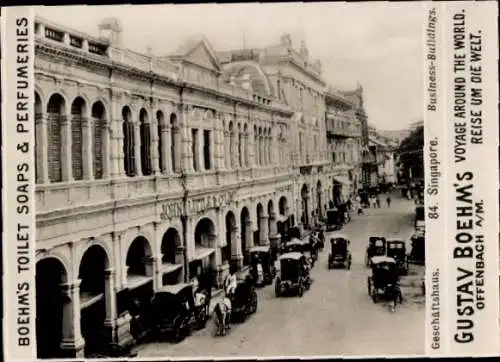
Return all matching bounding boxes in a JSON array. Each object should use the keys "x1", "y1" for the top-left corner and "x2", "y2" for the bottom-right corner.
[
  {"x1": 367, "y1": 256, "x2": 403, "y2": 312},
  {"x1": 326, "y1": 208, "x2": 342, "y2": 231},
  {"x1": 410, "y1": 230, "x2": 425, "y2": 265},
  {"x1": 386, "y1": 238, "x2": 409, "y2": 275},
  {"x1": 150, "y1": 283, "x2": 210, "y2": 342},
  {"x1": 282, "y1": 238, "x2": 317, "y2": 266},
  {"x1": 275, "y1": 252, "x2": 312, "y2": 297},
  {"x1": 249, "y1": 246, "x2": 276, "y2": 287},
  {"x1": 229, "y1": 276, "x2": 258, "y2": 322},
  {"x1": 365, "y1": 236, "x2": 387, "y2": 266},
  {"x1": 327, "y1": 233, "x2": 352, "y2": 269}
]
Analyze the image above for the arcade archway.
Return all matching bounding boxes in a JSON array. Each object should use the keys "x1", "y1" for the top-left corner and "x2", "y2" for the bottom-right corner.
[
  {"x1": 125, "y1": 236, "x2": 154, "y2": 340},
  {"x1": 36, "y1": 257, "x2": 67, "y2": 359},
  {"x1": 191, "y1": 218, "x2": 216, "y2": 282},
  {"x1": 78, "y1": 245, "x2": 109, "y2": 355},
  {"x1": 224, "y1": 211, "x2": 237, "y2": 269},
  {"x1": 278, "y1": 196, "x2": 289, "y2": 240},
  {"x1": 254, "y1": 203, "x2": 269, "y2": 246},
  {"x1": 301, "y1": 184, "x2": 310, "y2": 228},
  {"x1": 316, "y1": 180, "x2": 323, "y2": 222},
  {"x1": 240, "y1": 207, "x2": 252, "y2": 265},
  {"x1": 160, "y1": 228, "x2": 183, "y2": 286}
]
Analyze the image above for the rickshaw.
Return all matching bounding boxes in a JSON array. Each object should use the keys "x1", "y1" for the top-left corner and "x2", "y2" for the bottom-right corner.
[
  {"x1": 249, "y1": 245, "x2": 276, "y2": 286},
  {"x1": 328, "y1": 233, "x2": 352, "y2": 270},
  {"x1": 229, "y1": 275, "x2": 258, "y2": 322},
  {"x1": 275, "y1": 252, "x2": 312, "y2": 297},
  {"x1": 367, "y1": 256, "x2": 403, "y2": 312},
  {"x1": 150, "y1": 283, "x2": 209, "y2": 342},
  {"x1": 410, "y1": 230, "x2": 425, "y2": 265},
  {"x1": 326, "y1": 208, "x2": 342, "y2": 231},
  {"x1": 386, "y1": 238, "x2": 409, "y2": 275},
  {"x1": 365, "y1": 236, "x2": 386, "y2": 266},
  {"x1": 282, "y1": 238, "x2": 316, "y2": 267},
  {"x1": 315, "y1": 227, "x2": 325, "y2": 251}
]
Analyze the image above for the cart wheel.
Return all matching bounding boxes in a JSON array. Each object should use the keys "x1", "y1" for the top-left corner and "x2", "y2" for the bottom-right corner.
[
  {"x1": 367, "y1": 277, "x2": 372, "y2": 296},
  {"x1": 372, "y1": 290, "x2": 378, "y2": 303},
  {"x1": 275, "y1": 279, "x2": 281, "y2": 297}
]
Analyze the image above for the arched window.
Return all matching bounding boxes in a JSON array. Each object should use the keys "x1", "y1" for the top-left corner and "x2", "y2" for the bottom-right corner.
[
  {"x1": 157, "y1": 111, "x2": 165, "y2": 173},
  {"x1": 170, "y1": 113, "x2": 179, "y2": 173},
  {"x1": 122, "y1": 106, "x2": 135, "y2": 177},
  {"x1": 91, "y1": 101, "x2": 106, "y2": 179},
  {"x1": 70, "y1": 97, "x2": 85, "y2": 181},
  {"x1": 47, "y1": 94, "x2": 65, "y2": 183},
  {"x1": 139, "y1": 108, "x2": 152, "y2": 176}
]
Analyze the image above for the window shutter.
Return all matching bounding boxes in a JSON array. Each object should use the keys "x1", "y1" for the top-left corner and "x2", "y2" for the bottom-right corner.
[
  {"x1": 93, "y1": 119, "x2": 103, "y2": 179},
  {"x1": 48, "y1": 114, "x2": 62, "y2": 182},
  {"x1": 71, "y1": 115, "x2": 83, "y2": 180},
  {"x1": 128, "y1": 122, "x2": 136, "y2": 176},
  {"x1": 157, "y1": 124, "x2": 163, "y2": 173}
]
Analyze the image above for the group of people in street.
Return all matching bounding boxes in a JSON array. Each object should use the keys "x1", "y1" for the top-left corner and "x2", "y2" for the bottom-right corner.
[{"x1": 355, "y1": 191, "x2": 392, "y2": 215}]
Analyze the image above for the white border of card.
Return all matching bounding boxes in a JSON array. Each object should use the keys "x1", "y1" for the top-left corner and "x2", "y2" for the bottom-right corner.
[{"x1": 1, "y1": 2, "x2": 499, "y2": 360}]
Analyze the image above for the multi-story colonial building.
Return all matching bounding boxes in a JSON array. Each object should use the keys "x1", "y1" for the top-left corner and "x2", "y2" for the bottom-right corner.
[
  {"x1": 218, "y1": 34, "x2": 330, "y2": 231},
  {"x1": 34, "y1": 17, "x2": 300, "y2": 358},
  {"x1": 33, "y1": 17, "x2": 347, "y2": 359},
  {"x1": 324, "y1": 87, "x2": 363, "y2": 204}
]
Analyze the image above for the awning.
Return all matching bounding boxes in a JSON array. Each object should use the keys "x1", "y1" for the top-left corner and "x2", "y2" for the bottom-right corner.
[
  {"x1": 80, "y1": 291, "x2": 104, "y2": 309},
  {"x1": 127, "y1": 274, "x2": 153, "y2": 290},
  {"x1": 193, "y1": 247, "x2": 215, "y2": 261},
  {"x1": 161, "y1": 262, "x2": 182, "y2": 275},
  {"x1": 333, "y1": 176, "x2": 351, "y2": 185}
]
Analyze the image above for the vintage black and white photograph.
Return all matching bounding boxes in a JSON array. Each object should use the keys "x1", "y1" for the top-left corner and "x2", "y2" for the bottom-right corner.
[{"x1": 32, "y1": 3, "x2": 427, "y2": 358}]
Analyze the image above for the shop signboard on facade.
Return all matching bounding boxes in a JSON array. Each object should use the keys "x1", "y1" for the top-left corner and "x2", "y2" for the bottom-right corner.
[{"x1": 188, "y1": 190, "x2": 237, "y2": 214}]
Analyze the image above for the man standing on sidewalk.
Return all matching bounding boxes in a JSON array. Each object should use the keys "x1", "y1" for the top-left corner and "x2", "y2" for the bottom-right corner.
[{"x1": 386, "y1": 195, "x2": 391, "y2": 207}]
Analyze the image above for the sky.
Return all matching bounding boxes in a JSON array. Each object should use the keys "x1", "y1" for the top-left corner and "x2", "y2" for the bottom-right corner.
[{"x1": 35, "y1": 3, "x2": 425, "y2": 131}]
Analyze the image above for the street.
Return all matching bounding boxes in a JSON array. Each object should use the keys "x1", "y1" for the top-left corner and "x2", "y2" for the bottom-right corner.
[{"x1": 136, "y1": 192, "x2": 425, "y2": 357}]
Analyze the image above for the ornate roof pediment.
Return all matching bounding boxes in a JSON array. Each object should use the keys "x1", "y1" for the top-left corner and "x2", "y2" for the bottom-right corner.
[{"x1": 170, "y1": 36, "x2": 223, "y2": 74}]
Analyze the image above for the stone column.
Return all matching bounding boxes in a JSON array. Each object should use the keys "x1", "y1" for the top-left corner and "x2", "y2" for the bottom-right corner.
[
  {"x1": 159, "y1": 124, "x2": 171, "y2": 174},
  {"x1": 266, "y1": 135, "x2": 271, "y2": 165},
  {"x1": 143, "y1": 256, "x2": 158, "y2": 291},
  {"x1": 181, "y1": 123, "x2": 193, "y2": 173},
  {"x1": 133, "y1": 123, "x2": 142, "y2": 176},
  {"x1": 209, "y1": 128, "x2": 216, "y2": 171},
  {"x1": 224, "y1": 131, "x2": 230, "y2": 170},
  {"x1": 231, "y1": 226, "x2": 243, "y2": 270},
  {"x1": 268, "y1": 211, "x2": 281, "y2": 249},
  {"x1": 243, "y1": 133, "x2": 249, "y2": 168},
  {"x1": 259, "y1": 215, "x2": 269, "y2": 246},
  {"x1": 59, "y1": 280, "x2": 85, "y2": 358},
  {"x1": 35, "y1": 115, "x2": 49, "y2": 184},
  {"x1": 262, "y1": 135, "x2": 266, "y2": 166},
  {"x1": 103, "y1": 268, "x2": 118, "y2": 343},
  {"x1": 197, "y1": 130, "x2": 205, "y2": 171},
  {"x1": 214, "y1": 126, "x2": 223, "y2": 170},
  {"x1": 238, "y1": 133, "x2": 243, "y2": 168},
  {"x1": 60, "y1": 114, "x2": 73, "y2": 182},
  {"x1": 230, "y1": 131, "x2": 236, "y2": 169},
  {"x1": 172, "y1": 126, "x2": 181, "y2": 173},
  {"x1": 101, "y1": 123, "x2": 111, "y2": 179},
  {"x1": 150, "y1": 121, "x2": 160, "y2": 175},
  {"x1": 245, "y1": 220, "x2": 254, "y2": 249},
  {"x1": 82, "y1": 117, "x2": 94, "y2": 180}
]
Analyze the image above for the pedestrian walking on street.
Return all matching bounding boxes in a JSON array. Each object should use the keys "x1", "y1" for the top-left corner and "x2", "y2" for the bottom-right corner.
[
  {"x1": 376, "y1": 196, "x2": 381, "y2": 208},
  {"x1": 386, "y1": 195, "x2": 391, "y2": 207}
]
